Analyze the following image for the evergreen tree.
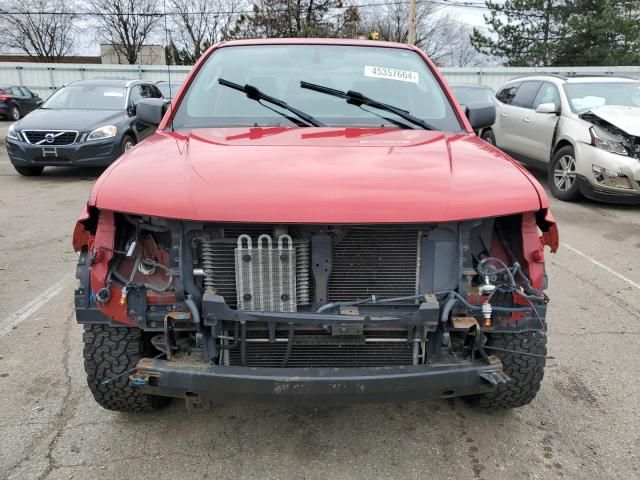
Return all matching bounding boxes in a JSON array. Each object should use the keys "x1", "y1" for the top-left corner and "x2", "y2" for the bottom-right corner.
[
  {"x1": 471, "y1": 0, "x2": 567, "y2": 66},
  {"x1": 556, "y1": 0, "x2": 640, "y2": 66},
  {"x1": 473, "y1": 0, "x2": 640, "y2": 66}
]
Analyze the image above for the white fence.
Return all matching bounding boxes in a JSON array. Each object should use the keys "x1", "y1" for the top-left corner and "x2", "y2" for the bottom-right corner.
[{"x1": 2, "y1": 62, "x2": 640, "y2": 98}]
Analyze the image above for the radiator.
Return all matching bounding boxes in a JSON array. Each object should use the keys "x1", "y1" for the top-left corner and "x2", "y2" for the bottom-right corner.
[
  {"x1": 328, "y1": 227, "x2": 420, "y2": 301},
  {"x1": 226, "y1": 330, "x2": 415, "y2": 367},
  {"x1": 205, "y1": 225, "x2": 419, "y2": 310}
]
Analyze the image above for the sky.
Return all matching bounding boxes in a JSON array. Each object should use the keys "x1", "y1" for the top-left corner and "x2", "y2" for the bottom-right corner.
[{"x1": 448, "y1": 5, "x2": 490, "y2": 28}]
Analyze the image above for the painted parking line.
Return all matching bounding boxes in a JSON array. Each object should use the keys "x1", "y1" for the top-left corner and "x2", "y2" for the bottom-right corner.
[
  {"x1": 562, "y1": 242, "x2": 640, "y2": 290},
  {"x1": 0, "y1": 276, "x2": 69, "y2": 337}
]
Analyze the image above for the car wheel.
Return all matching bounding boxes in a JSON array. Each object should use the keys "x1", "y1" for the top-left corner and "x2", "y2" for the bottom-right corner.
[
  {"x1": 481, "y1": 129, "x2": 496, "y2": 145},
  {"x1": 10, "y1": 105, "x2": 20, "y2": 121},
  {"x1": 13, "y1": 165, "x2": 44, "y2": 176},
  {"x1": 550, "y1": 145, "x2": 581, "y2": 201},
  {"x1": 121, "y1": 134, "x2": 136, "y2": 154}
]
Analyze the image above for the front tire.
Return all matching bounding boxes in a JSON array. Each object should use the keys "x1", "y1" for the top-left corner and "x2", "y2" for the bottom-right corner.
[
  {"x1": 121, "y1": 134, "x2": 136, "y2": 154},
  {"x1": 481, "y1": 129, "x2": 496, "y2": 146},
  {"x1": 550, "y1": 146, "x2": 581, "y2": 201},
  {"x1": 464, "y1": 331, "x2": 547, "y2": 410},
  {"x1": 10, "y1": 105, "x2": 20, "y2": 120},
  {"x1": 83, "y1": 325, "x2": 170, "y2": 412},
  {"x1": 13, "y1": 165, "x2": 44, "y2": 176}
]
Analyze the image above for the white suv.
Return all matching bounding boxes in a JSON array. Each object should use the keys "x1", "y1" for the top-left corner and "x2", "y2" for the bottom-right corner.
[{"x1": 483, "y1": 75, "x2": 640, "y2": 203}]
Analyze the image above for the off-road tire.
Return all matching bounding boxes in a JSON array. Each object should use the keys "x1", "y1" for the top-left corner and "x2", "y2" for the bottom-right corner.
[
  {"x1": 13, "y1": 165, "x2": 44, "y2": 176},
  {"x1": 481, "y1": 129, "x2": 496, "y2": 146},
  {"x1": 464, "y1": 331, "x2": 547, "y2": 410},
  {"x1": 83, "y1": 325, "x2": 170, "y2": 412}
]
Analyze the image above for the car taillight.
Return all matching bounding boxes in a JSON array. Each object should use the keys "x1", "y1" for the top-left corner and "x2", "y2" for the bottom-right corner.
[{"x1": 0, "y1": 95, "x2": 11, "y2": 101}]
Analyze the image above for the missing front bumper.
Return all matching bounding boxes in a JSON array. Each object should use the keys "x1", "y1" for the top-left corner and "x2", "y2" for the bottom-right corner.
[{"x1": 134, "y1": 357, "x2": 508, "y2": 403}]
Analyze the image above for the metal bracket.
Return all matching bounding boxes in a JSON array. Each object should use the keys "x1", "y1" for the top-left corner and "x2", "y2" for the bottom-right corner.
[
  {"x1": 311, "y1": 233, "x2": 333, "y2": 309},
  {"x1": 479, "y1": 370, "x2": 510, "y2": 386}
]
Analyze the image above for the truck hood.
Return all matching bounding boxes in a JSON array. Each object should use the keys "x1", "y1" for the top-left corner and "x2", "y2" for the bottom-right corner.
[
  {"x1": 92, "y1": 127, "x2": 546, "y2": 223},
  {"x1": 585, "y1": 105, "x2": 640, "y2": 136}
]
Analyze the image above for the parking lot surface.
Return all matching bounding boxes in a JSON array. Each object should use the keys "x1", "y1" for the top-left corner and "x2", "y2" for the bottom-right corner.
[{"x1": 0, "y1": 121, "x2": 638, "y2": 480}]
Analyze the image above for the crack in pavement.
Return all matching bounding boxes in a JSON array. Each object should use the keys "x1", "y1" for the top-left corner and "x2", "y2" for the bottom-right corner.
[
  {"x1": 3, "y1": 311, "x2": 78, "y2": 480},
  {"x1": 3, "y1": 311, "x2": 76, "y2": 480},
  {"x1": 37, "y1": 312, "x2": 78, "y2": 480}
]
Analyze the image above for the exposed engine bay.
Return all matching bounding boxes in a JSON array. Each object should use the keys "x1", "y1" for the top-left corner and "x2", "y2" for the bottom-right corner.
[{"x1": 75, "y1": 212, "x2": 551, "y2": 372}]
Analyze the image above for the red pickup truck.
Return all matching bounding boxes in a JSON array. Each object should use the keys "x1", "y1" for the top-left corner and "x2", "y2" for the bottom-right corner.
[{"x1": 73, "y1": 38, "x2": 558, "y2": 412}]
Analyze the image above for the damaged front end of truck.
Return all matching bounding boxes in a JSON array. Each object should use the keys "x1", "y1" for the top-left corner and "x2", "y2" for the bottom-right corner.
[{"x1": 73, "y1": 206, "x2": 558, "y2": 411}]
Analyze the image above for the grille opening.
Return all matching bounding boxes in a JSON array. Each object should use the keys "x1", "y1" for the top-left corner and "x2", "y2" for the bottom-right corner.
[
  {"x1": 228, "y1": 342, "x2": 415, "y2": 368},
  {"x1": 23, "y1": 130, "x2": 78, "y2": 145},
  {"x1": 224, "y1": 328, "x2": 416, "y2": 368}
]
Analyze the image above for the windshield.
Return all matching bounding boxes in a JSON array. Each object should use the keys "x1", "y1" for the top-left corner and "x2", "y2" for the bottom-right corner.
[
  {"x1": 564, "y1": 82, "x2": 640, "y2": 113},
  {"x1": 172, "y1": 44, "x2": 462, "y2": 131},
  {"x1": 42, "y1": 85, "x2": 126, "y2": 110},
  {"x1": 452, "y1": 86, "x2": 494, "y2": 105}
]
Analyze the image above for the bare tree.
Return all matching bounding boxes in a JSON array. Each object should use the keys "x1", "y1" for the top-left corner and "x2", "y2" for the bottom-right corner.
[
  {"x1": 0, "y1": 0, "x2": 79, "y2": 61},
  {"x1": 91, "y1": 0, "x2": 161, "y2": 64},
  {"x1": 362, "y1": 3, "x2": 485, "y2": 66},
  {"x1": 441, "y1": 20, "x2": 484, "y2": 67},
  {"x1": 362, "y1": 2, "x2": 441, "y2": 50},
  {"x1": 169, "y1": 0, "x2": 241, "y2": 63}
]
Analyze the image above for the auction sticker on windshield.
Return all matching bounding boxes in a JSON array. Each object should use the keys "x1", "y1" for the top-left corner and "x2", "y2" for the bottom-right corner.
[{"x1": 364, "y1": 66, "x2": 419, "y2": 84}]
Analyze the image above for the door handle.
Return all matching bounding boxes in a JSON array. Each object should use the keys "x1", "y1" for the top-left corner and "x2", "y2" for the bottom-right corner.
[
  {"x1": 500, "y1": 113, "x2": 507, "y2": 118},
  {"x1": 523, "y1": 117, "x2": 531, "y2": 123}
]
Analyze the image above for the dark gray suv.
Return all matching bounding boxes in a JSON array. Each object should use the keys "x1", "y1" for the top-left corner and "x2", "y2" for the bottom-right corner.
[{"x1": 5, "y1": 79, "x2": 163, "y2": 176}]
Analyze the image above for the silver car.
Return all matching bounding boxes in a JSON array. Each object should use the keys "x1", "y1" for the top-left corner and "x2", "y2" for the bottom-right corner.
[{"x1": 483, "y1": 75, "x2": 640, "y2": 203}]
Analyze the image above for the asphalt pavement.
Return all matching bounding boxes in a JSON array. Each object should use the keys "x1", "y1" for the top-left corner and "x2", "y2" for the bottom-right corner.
[{"x1": 0, "y1": 121, "x2": 638, "y2": 480}]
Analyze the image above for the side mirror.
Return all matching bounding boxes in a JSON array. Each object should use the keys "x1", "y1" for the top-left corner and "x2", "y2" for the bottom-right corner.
[
  {"x1": 136, "y1": 98, "x2": 168, "y2": 126},
  {"x1": 127, "y1": 102, "x2": 136, "y2": 116},
  {"x1": 535, "y1": 102, "x2": 559, "y2": 114},
  {"x1": 36, "y1": 100, "x2": 43, "y2": 107},
  {"x1": 465, "y1": 101, "x2": 496, "y2": 130}
]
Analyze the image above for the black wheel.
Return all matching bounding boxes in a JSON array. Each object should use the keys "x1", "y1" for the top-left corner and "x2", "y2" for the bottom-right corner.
[
  {"x1": 83, "y1": 325, "x2": 171, "y2": 412},
  {"x1": 13, "y1": 165, "x2": 44, "y2": 176},
  {"x1": 464, "y1": 331, "x2": 547, "y2": 410},
  {"x1": 549, "y1": 145, "x2": 581, "y2": 201},
  {"x1": 121, "y1": 134, "x2": 136, "y2": 154},
  {"x1": 481, "y1": 129, "x2": 496, "y2": 146},
  {"x1": 10, "y1": 105, "x2": 20, "y2": 121}
]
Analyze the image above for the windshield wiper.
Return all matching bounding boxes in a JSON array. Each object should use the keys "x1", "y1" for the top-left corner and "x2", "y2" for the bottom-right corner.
[
  {"x1": 300, "y1": 81, "x2": 436, "y2": 130},
  {"x1": 218, "y1": 78, "x2": 325, "y2": 127}
]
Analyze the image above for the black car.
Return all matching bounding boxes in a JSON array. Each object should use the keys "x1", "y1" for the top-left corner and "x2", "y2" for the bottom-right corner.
[
  {"x1": 5, "y1": 79, "x2": 164, "y2": 176},
  {"x1": 0, "y1": 85, "x2": 42, "y2": 120},
  {"x1": 450, "y1": 84, "x2": 496, "y2": 134},
  {"x1": 155, "y1": 80, "x2": 182, "y2": 100}
]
